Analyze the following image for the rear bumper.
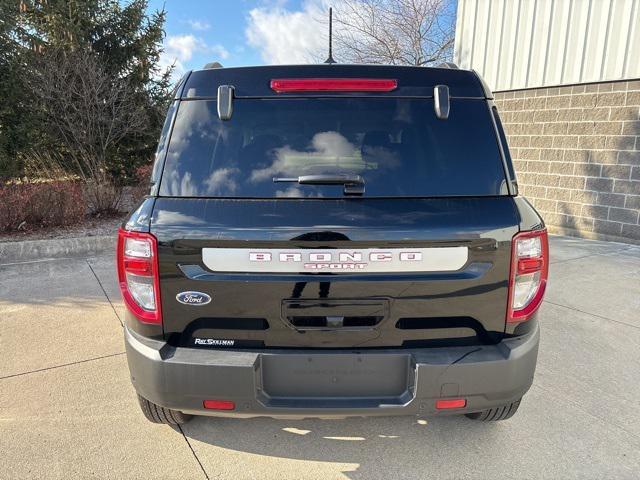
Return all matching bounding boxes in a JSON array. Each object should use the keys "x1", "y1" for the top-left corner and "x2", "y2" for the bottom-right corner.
[{"x1": 124, "y1": 325, "x2": 539, "y2": 419}]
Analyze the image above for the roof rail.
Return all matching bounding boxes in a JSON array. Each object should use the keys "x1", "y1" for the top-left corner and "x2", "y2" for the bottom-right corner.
[
  {"x1": 204, "y1": 62, "x2": 223, "y2": 69},
  {"x1": 437, "y1": 62, "x2": 459, "y2": 69}
]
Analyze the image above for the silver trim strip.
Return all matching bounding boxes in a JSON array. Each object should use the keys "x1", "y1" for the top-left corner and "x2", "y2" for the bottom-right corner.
[{"x1": 202, "y1": 247, "x2": 468, "y2": 274}]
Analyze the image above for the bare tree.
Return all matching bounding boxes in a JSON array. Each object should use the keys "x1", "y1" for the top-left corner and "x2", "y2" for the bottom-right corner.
[
  {"x1": 27, "y1": 48, "x2": 146, "y2": 213},
  {"x1": 331, "y1": 0, "x2": 455, "y2": 66}
]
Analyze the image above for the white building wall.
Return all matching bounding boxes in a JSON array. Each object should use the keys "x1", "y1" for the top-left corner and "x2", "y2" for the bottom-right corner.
[{"x1": 454, "y1": 0, "x2": 640, "y2": 91}]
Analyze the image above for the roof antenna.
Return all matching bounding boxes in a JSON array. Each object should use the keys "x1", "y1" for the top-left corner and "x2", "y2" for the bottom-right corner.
[{"x1": 324, "y1": 7, "x2": 336, "y2": 64}]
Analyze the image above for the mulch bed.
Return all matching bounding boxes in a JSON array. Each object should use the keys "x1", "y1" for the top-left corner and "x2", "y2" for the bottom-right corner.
[{"x1": 0, "y1": 213, "x2": 127, "y2": 243}]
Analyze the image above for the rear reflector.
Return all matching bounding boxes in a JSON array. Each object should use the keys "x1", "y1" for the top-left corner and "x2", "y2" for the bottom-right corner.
[
  {"x1": 203, "y1": 400, "x2": 236, "y2": 410},
  {"x1": 270, "y1": 78, "x2": 398, "y2": 93},
  {"x1": 436, "y1": 398, "x2": 467, "y2": 410}
]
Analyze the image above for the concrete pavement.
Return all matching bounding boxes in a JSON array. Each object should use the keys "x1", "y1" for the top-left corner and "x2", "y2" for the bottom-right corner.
[{"x1": 1, "y1": 236, "x2": 639, "y2": 479}]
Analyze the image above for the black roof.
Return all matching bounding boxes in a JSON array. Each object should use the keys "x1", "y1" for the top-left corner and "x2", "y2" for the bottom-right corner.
[{"x1": 177, "y1": 64, "x2": 488, "y2": 99}]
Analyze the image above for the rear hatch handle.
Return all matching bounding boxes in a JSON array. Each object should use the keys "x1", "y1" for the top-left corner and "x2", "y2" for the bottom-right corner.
[{"x1": 273, "y1": 174, "x2": 365, "y2": 195}]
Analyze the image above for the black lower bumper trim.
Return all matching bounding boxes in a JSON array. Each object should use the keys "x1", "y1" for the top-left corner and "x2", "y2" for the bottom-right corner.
[{"x1": 124, "y1": 325, "x2": 539, "y2": 419}]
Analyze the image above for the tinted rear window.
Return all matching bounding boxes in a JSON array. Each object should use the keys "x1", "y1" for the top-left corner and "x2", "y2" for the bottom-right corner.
[{"x1": 159, "y1": 98, "x2": 506, "y2": 198}]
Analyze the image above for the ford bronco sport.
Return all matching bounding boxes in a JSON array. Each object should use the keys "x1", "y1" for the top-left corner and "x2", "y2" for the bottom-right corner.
[{"x1": 118, "y1": 64, "x2": 547, "y2": 425}]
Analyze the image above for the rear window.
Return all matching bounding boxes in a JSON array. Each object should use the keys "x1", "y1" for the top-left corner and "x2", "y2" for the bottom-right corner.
[{"x1": 159, "y1": 98, "x2": 507, "y2": 198}]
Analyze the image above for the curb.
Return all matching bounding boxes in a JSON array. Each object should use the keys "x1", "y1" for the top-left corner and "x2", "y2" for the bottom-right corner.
[
  {"x1": 0, "y1": 235, "x2": 115, "y2": 264},
  {"x1": 1, "y1": 230, "x2": 635, "y2": 265}
]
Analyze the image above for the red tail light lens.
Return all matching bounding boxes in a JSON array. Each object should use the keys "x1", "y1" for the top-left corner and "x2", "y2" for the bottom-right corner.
[
  {"x1": 507, "y1": 229, "x2": 549, "y2": 323},
  {"x1": 270, "y1": 78, "x2": 398, "y2": 93},
  {"x1": 117, "y1": 228, "x2": 162, "y2": 325}
]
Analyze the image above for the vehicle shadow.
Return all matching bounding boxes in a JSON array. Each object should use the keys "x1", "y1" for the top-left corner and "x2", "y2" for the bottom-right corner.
[{"x1": 181, "y1": 414, "x2": 505, "y2": 479}]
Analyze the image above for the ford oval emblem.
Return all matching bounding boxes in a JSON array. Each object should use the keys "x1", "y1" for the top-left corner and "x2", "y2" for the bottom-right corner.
[{"x1": 176, "y1": 291, "x2": 211, "y2": 306}]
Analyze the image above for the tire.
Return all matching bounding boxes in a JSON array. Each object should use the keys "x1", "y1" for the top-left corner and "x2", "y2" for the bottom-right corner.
[
  {"x1": 137, "y1": 394, "x2": 193, "y2": 425},
  {"x1": 465, "y1": 398, "x2": 521, "y2": 421}
]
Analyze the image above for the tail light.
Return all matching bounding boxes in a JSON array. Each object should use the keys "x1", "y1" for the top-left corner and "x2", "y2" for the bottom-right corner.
[
  {"x1": 507, "y1": 229, "x2": 549, "y2": 323},
  {"x1": 270, "y1": 78, "x2": 398, "y2": 93},
  {"x1": 117, "y1": 228, "x2": 162, "y2": 325}
]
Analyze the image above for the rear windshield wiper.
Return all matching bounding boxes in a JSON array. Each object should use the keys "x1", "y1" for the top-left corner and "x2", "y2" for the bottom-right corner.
[{"x1": 273, "y1": 174, "x2": 365, "y2": 196}]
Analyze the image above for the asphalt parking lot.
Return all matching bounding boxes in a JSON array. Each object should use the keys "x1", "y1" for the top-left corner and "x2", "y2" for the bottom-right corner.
[{"x1": 1, "y1": 235, "x2": 639, "y2": 479}]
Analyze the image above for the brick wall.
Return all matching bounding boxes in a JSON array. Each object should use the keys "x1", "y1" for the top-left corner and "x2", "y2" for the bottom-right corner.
[{"x1": 494, "y1": 80, "x2": 640, "y2": 244}]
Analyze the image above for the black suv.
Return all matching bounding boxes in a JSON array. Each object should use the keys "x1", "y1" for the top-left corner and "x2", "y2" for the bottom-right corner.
[{"x1": 118, "y1": 64, "x2": 547, "y2": 425}]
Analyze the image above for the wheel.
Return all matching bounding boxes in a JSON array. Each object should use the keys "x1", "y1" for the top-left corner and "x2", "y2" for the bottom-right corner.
[
  {"x1": 465, "y1": 398, "x2": 521, "y2": 421},
  {"x1": 137, "y1": 394, "x2": 193, "y2": 425}
]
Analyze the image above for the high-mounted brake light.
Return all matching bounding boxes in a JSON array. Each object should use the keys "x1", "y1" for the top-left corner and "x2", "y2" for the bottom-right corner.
[
  {"x1": 117, "y1": 228, "x2": 162, "y2": 325},
  {"x1": 270, "y1": 78, "x2": 398, "y2": 93},
  {"x1": 507, "y1": 229, "x2": 549, "y2": 323}
]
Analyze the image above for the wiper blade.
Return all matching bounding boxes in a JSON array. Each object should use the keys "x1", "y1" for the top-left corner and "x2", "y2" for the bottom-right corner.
[{"x1": 273, "y1": 174, "x2": 365, "y2": 195}]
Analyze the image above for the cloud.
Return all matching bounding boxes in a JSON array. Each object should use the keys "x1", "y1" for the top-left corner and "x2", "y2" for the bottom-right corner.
[
  {"x1": 187, "y1": 20, "x2": 211, "y2": 31},
  {"x1": 167, "y1": 34, "x2": 203, "y2": 63},
  {"x1": 154, "y1": 210, "x2": 206, "y2": 225},
  {"x1": 205, "y1": 168, "x2": 240, "y2": 195},
  {"x1": 159, "y1": 34, "x2": 229, "y2": 79},
  {"x1": 275, "y1": 186, "x2": 325, "y2": 198},
  {"x1": 210, "y1": 44, "x2": 230, "y2": 61},
  {"x1": 249, "y1": 131, "x2": 359, "y2": 183},
  {"x1": 245, "y1": 0, "x2": 330, "y2": 64}
]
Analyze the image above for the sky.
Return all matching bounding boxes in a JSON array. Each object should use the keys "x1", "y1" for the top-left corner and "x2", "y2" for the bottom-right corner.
[
  {"x1": 148, "y1": 0, "x2": 458, "y2": 81},
  {"x1": 147, "y1": 0, "x2": 335, "y2": 80}
]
